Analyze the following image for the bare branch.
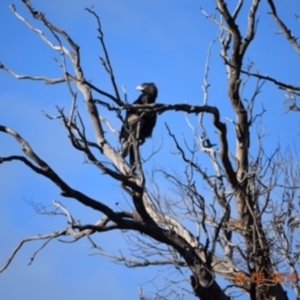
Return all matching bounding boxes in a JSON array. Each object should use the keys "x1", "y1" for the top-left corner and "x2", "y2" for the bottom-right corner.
[
  {"x1": 10, "y1": 4, "x2": 72, "y2": 56},
  {"x1": 88, "y1": 236, "x2": 187, "y2": 268},
  {"x1": 239, "y1": 67, "x2": 300, "y2": 92},
  {"x1": 267, "y1": 0, "x2": 300, "y2": 55},
  {"x1": 0, "y1": 230, "x2": 66, "y2": 273},
  {"x1": 85, "y1": 7, "x2": 121, "y2": 104},
  {"x1": 0, "y1": 125, "x2": 122, "y2": 222},
  {"x1": 0, "y1": 62, "x2": 65, "y2": 84}
]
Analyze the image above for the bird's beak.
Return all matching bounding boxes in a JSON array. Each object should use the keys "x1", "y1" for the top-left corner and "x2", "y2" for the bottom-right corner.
[{"x1": 136, "y1": 85, "x2": 144, "y2": 91}]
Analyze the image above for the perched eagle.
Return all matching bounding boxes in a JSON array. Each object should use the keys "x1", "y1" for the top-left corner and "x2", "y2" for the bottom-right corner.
[{"x1": 120, "y1": 82, "x2": 158, "y2": 165}]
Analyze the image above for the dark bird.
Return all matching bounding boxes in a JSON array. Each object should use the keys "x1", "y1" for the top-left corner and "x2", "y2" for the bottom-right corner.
[{"x1": 120, "y1": 82, "x2": 158, "y2": 165}]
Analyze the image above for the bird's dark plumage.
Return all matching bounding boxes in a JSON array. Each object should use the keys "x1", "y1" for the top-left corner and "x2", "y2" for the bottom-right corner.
[{"x1": 120, "y1": 82, "x2": 158, "y2": 164}]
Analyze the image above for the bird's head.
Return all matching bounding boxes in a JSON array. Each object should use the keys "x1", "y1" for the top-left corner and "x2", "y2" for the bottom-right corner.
[{"x1": 136, "y1": 82, "x2": 157, "y2": 95}]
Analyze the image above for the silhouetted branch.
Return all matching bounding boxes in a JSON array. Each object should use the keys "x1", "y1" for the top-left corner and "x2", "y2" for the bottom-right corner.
[
  {"x1": 0, "y1": 230, "x2": 66, "y2": 273},
  {"x1": 267, "y1": 0, "x2": 300, "y2": 55},
  {"x1": 0, "y1": 62, "x2": 65, "y2": 84},
  {"x1": 85, "y1": 7, "x2": 122, "y2": 104}
]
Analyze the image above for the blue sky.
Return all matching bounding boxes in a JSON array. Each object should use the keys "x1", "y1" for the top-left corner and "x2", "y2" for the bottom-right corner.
[{"x1": 0, "y1": 0, "x2": 299, "y2": 299}]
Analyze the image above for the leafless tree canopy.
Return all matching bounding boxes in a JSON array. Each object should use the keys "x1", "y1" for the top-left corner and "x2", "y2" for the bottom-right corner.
[{"x1": 1, "y1": 1, "x2": 300, "y2": 299}]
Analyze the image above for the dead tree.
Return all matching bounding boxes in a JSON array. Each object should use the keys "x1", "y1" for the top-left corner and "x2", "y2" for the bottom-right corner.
[{"x1": 1, "y1": 1, "x2": 300, "y2": 299}]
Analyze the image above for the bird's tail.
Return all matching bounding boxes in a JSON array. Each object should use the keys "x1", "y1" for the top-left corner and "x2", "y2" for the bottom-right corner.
[
  {"x1": 120, "y1": 139, "x2": 129, "y2": 158},
  {"x1": 129, "y1": 145, "x2": 135, "y2": 166},
  {"x1": 120, "y1": 142, "x2": 136, "y2": 166}
]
